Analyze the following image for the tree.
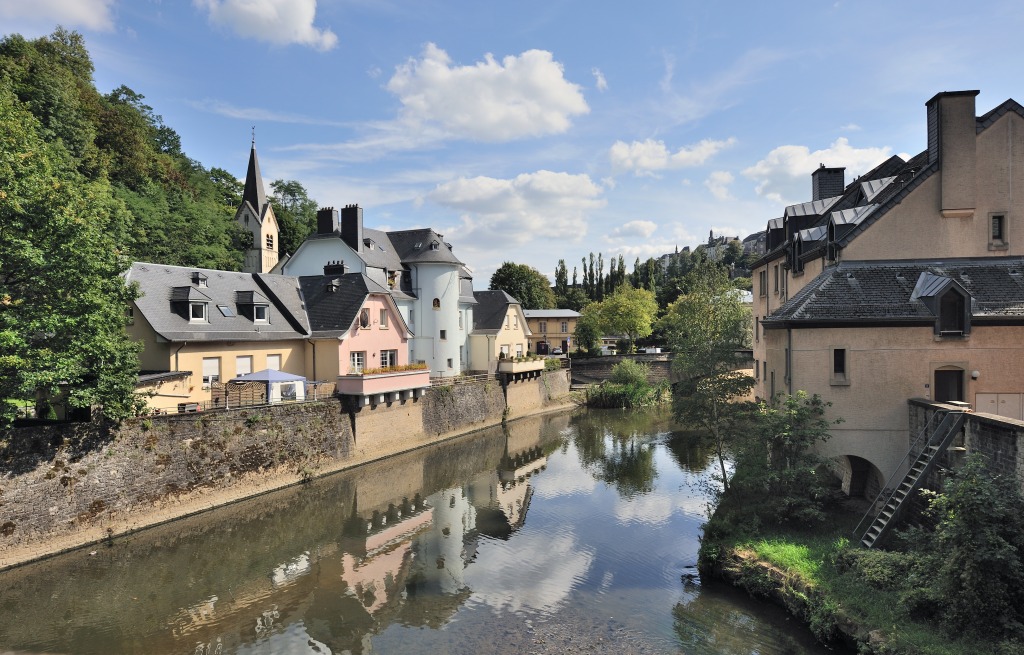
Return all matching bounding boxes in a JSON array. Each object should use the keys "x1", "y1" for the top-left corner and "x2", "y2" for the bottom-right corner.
[
  {"x1": 662, "y1": 262, "x2": 754, "y2": 491},
  {"x1": 574, "y1": 304, "x2": 602, "y2": 353},
  {"x1": 0, "y1": 85, "x2": 142, "y2": 426},
  {"x1": 554, "y1": 259, "x2": 569, "y2": 299},
  {"x1": 557, "y1": 287, "x2": 589, "y2": 312},
  {"x1": 489, "y1": 262, "x2": 555, "y2": 309},
  {"x1": 270, "y1": 179, "x2": 318, "y2": 257},
  {"x1": 598, "y1": 286, "x2": 658, "y2": 354}
]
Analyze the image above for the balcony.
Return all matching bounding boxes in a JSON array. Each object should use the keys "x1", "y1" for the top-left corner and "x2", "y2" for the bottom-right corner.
[
  {"x1": 497, "y1": 357, "x2": 545, "y2": 375},
  {"x1": 336, "y1": 366, "x2": 431, "y2": 404}
]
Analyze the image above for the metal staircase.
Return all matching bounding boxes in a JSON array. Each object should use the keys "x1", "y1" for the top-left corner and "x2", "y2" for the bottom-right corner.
[{"x1": 854, "y1": 409, "x2": 967, "y2": 548}]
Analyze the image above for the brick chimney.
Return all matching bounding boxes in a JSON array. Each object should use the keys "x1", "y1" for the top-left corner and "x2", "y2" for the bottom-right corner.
[
  {"x1": 926, "y1": 90, "x2": 979, "y2": 218},
  {"x1": 316, "y1": 207, "x2": 339, "y2": 235},
  {"x1": 812, "y1": 164, "x2": 845, "y2": 201},
  {"x1": 341, "y1": 204, "x2": 363, "y2": 253}
]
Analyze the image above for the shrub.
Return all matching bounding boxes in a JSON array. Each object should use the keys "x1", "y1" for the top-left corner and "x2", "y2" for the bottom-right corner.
[{"x1": 610, "y1": 359, "x2": 650, "y2": 386}]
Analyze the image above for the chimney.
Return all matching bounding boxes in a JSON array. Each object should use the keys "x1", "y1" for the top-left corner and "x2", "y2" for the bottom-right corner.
[
  {"x1": 811, "y1": 164, "x2": 845, "y2": 201},
  {"x1": 926, "y1": 90, "x2": 979, "y2": 218},
  {"x1": 316, "y1": 207, "x2": 339, "y2": 235},
  {"x1": 323, "y1": 260, "x2": 348, "y2": 276},
  {"x1": 341, "y1": 204, "x2": 363, "y2": 253}
]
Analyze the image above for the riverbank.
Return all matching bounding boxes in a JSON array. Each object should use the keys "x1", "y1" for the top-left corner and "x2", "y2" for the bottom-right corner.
[
  {"x1": 699, "y1": 498, "x2": 1001, "y2": 655},
  {"x1": 0, "y1": 371, "x2": 572, "y2": 571}
]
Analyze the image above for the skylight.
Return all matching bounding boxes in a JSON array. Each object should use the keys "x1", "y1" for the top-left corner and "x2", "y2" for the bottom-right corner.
[{"x1": 217, "y1": 304, "x2": 235, "y2": 317}]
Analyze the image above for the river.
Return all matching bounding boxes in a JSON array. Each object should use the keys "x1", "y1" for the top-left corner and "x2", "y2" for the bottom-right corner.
[{"x1": 0, "y1": 408, "x2": 847, "y2": 654}]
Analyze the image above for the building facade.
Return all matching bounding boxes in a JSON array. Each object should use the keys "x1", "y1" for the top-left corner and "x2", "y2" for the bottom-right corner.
[{"x1": 523, "y1": 309, "x2": 580, "y2": 354}]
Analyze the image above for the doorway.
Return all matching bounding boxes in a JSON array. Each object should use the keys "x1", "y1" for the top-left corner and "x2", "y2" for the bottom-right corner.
[{"x1": 934, "y1": 368, "x2": 964, "y2": 403}]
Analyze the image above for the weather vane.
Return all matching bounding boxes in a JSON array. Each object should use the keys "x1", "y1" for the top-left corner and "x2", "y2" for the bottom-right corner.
[{"x1": 251, "y1": 125, "x2": 256, "y2": 146}]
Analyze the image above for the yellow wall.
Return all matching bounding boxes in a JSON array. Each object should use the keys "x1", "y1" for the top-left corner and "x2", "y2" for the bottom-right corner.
[{"x1": 526, "y1": 315, "x2": 577, "y2": 352}]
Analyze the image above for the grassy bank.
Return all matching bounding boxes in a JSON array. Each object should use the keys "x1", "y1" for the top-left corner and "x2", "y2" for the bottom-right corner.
[{"x1": 699, "y1": 494, "x2": 1003, "y2": 654}]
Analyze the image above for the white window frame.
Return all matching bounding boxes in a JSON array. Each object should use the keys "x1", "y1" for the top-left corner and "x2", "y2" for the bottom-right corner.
[
  {"x1": 235, "y1": 355, "x2": 253, "y2": 377},
  {"x1": 350, "y1": 351, "x2": 366, "y2": 374},
  {"x1": 267, "y1": 354, "x2": 281, "y2": 370},
  {"x1": 190, "y1": 302, "x2": 208, "y2": 322},
  {"x1": 379, "y1": 308, "x2": 388, "y2": 328},
  {"x1": 202, "y1": 357, "x2": 220, "y2": 386},
  {"x1": 254, "y1": 305, "x2": 269, "y2": 323},
  {"x1": 381, "y1": 349, "x2": 398, "y2": 368}
]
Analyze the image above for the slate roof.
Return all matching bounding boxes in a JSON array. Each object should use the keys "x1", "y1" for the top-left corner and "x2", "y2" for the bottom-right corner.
[
  {"x1": 298, "y1": 273, "x2": 407, "y2": 339},
  {"x1": 388, "y1": 229, "x2": 465, "y2": 266},
  {"x1": 242, "y1": 145, "x2": 269, "y2": 222},
  {"x1": 472, "y1": 290, "x2": 520, "y2": 332},
  {"x1": 126, "y1": 263, "x2": 309, "y2": 341},
  {"x1": 762, "y1": 258, "x2": 1024, "y2": 327},
  {"x1": 523, "y1": 309, "x2": 581, "y2": 319}
]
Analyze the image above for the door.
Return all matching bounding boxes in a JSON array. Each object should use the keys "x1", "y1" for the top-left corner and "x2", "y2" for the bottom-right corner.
[{"x1": 934, "y1": 369, "x2": 964, "y2": 403}]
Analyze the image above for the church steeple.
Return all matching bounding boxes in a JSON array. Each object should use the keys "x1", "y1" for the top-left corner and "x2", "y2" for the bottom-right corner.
[{"x1": 242, "y1": 133, "x2": 268, "y2": 214}]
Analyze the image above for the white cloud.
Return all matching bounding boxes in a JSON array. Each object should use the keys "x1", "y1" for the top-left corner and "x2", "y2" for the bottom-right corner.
[
  {"x1": 0, "y1": 0, "x2": 115, "y2": 30},
  {"x1": 609, "y1": 137, "x2": 736, "y2": 175},
  {"x1": 610, "y1": 220, "x2": 658, "y2": 239},
  {"x1": 427, "y1": 170, "x2": 605, "y2": 248},
  {"x1": 592, "y1": 67, "x2": 608, "y2": 92},
  {"x1": 742, "y1": 137, "x2": 891, "y2": 204},
  {"x1": 190, "y1": 99, "x2": 349, "y2": 127},
  {"x1": 386, "y1": 43, "x2": 588, "y2": 142},
  {"x1": 194, "y1": 0, "x2": 338, "y2": 51},
  {"x1": 704, "y1": 171, "x2": 734, "y2": 201},
  {"x1": 840, "y1": 123, "x2": 861, "y2": 131}
]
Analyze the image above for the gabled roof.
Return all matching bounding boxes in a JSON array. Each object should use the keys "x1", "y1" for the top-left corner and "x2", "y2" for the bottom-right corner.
[
  {"x1": 126, "y1": 263, "x2": 309, "y2": 341},
  {"x1": 523, "y1": 309, "x2": 582, "y2": 319},
  {"x1": 298, "y1": 273, "x2": 411, "y2": 339},
  {"x1": 472, "y1": 290, "x2": 522, "y2": 332},
  {"x1": 762, "y1": 258, "x2": 1024, "y2": 327},
  {"x1": 784, "y1": 196, "x2": 841, "y2": 219},
  {"x1": 388, "y1": 229, "x2": 464, "y2": 266}
]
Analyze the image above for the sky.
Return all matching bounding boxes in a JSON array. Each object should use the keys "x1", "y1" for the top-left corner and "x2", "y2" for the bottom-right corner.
[{"x1": 3, "y1": 0, "x2": 1024, "y2": 283}]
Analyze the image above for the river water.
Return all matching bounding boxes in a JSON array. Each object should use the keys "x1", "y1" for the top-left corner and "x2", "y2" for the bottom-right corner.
[{"x1": 0, "y1": 408, "x2": 847, "y2": 654}]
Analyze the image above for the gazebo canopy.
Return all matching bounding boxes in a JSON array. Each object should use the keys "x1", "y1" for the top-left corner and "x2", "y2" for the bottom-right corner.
[{"x1": 228, "y1": 369, "x2": 307, "y2": 384}]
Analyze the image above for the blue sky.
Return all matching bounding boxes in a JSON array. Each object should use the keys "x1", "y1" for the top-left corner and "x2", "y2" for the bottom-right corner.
[{"x1": 3, "y1": 1, "x2": 1024, "y2": 282}]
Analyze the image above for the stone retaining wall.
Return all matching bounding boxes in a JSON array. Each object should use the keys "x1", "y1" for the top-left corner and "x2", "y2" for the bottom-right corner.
[{"x1": 0, "y1": 370, "x2": 571, "y2": 569}]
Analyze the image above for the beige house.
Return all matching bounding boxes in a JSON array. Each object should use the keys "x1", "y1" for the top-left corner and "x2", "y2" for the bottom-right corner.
[
  {"x1": 125, "y1": 263, "x2": 310, "y2": 412},
  {"x1": 523, "y1": 309, "x2": 579, "y2": 354},
  {"x1": 469, "y1": 290, "x2": 533, "y2": 373},
  {"x1": 752, "y1": 90, "x2": 1024, "y2": 497}
]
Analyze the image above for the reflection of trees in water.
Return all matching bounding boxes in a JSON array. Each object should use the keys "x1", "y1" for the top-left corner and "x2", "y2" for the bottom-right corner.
[
  {"x1": 665, "y1": 429, "x2": 718, "y2": 473},
  {"x1": 570, "y1": 409, "x2": 661, "y2": 497}
]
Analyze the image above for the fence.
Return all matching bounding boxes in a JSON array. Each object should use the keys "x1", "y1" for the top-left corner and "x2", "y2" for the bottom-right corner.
[{"x1": 146, "y1": 380, "x2": 337, "y2": 416}]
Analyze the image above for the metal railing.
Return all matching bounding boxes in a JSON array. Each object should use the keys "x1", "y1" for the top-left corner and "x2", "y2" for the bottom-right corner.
[
  {"x1": 429, "y1": 373, "x2": 495, "y2": 387},
  {"x1": 142, "y1": 381, "x2": 337, "y2": 416}
]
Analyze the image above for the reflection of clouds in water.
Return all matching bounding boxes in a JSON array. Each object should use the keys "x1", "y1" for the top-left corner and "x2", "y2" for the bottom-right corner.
[
  {"x1": 531, "y1": 462, "x2": 598, "y2": 499},
  {"x1": 612, "y1": 490, "x2": 711, "y2": 525},
  {"x1": 468, "y1": 531, "x2": 593, "y2": 614},
  {"x1": 234, "y1": 620, "x2": 329, "y2": 654}
]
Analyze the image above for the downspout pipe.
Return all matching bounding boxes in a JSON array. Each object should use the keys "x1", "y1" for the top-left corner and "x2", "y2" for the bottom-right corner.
[
  {"x1": 173, "y1": 341, "x2": 187, "y2": 372},
  {"x1": 787, "y1": 328, "x2": 793, "y2": 395}
]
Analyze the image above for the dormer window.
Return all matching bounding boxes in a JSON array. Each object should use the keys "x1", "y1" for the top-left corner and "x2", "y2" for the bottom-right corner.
[
  {"x1": 938, "y1": 290, "x2": 967, "y2": 335},
  {"x1": 254, "y1": 305, "x2": 269, "y2": 323},
  {"x1": 190, "y1": 302, "x2": 208, "y2": 322},
  {"x1": 430, "y1": 240, "x2": 440, "y2": 251},
  {"x1": 191, "y1": 272, "x2": 208, "y2": 287}
]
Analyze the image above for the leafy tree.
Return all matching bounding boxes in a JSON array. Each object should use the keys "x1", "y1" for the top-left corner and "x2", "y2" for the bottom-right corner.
[
  {"x1": 553, "y1": 259, "x2": 569, "y2": 299},
  {"x1": 573, "y1": 304, "x2": 602, "y2": 353},
  {"x1": 270, "y1": 179, "x2": 318, "y2": 257},
  {"x1": 663, "y1": 261, "x2": 754, "y2": 491},
  {"x1": 0, "y1": 84, "x2": 142, "y2": 426},
  {"x1": 489, "y1": 262, "x2": 555, "y2": 309},
  {"x1": 598, "y1": 285, "x2": 658, "y2": 354},
  {"x1": 556, "y1": 286, "x2": 589, "y2": 312},
  {"x1": 610, "y1": 359, "x2": 650, "y2": 386}
]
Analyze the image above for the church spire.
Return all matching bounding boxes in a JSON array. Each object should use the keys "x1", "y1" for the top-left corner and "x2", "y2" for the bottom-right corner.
[{"x1": 242, "y1": 132, "x2": 268, "y2": 214}]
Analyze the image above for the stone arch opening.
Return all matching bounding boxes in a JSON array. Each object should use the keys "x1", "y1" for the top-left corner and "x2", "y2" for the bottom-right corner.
[{"x1": 839, "y1": 455, "x2": 884, "y2": 499}]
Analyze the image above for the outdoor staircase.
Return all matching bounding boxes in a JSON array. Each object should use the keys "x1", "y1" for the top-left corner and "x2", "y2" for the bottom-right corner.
[{"x1": 855, "y1": 409, "x2": 967, "y2": 549}]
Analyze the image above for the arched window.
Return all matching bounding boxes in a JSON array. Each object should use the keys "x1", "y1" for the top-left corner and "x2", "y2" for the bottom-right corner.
[
  {"x1": 359, "y1": 308, "x2": 370, "y2": 328},
  {"x1": 432, "y1": 298, "x2": 440, "y2": 310}
]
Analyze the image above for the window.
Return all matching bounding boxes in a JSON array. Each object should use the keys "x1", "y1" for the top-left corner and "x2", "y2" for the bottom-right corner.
[
  {"x1": 202, "y1": 357, "x2": 220, "y2": 386},
  {"x1": 755, "y1": 359, "x2": 760, "y2": 379},
  {"x1": 447, "y1": 358, "x2": 453, "y2": 369},
  {"x1": 266, "y1": 234, "x2": 274, "y2": 250},
  {"x1": 267, "y1": 354, "x2": 281, "y2": 370},
  {"x1": 379, "y1": 308, "x2": 388, "y2": 328},
  {"x1": 505, "y1": 316, "x2": 510, "y2": 329},
  {"x1": 432, "y1": 298, "x2": 440, "y2": 310},
  {"x1": 516, "y1": 345, "x2": 523, "y2": 357},
  {"x1": 830, "y1": 348, "x2": 849, "y2": 386},
  {"x1": 990, "y1": 213, "x2": 1008, "y2": 249},
  {"x1": 939, "y1": 291, "x2": 966, "y2": 334},
  {"x1": 360, "y1": 308, "x2": 370, "y2": 328},
  {"x1": 755, "y1": 316, "x2": 759, "y2": 342},
  {"x1": 773, "y1": 265, "x2": 779, "y2": 293},
  {"x1": 190, "y1": 302, "x2": 207, "y2": 322},
  {"x1": 459, "y1": 312, "x2": 463, "y2": 329},
  {"x1": 431, "y1": 241, "x2": 440, "y2": 251},
  {"x1": 539, "y1": 321, "x2": 547, "y2": 333},
  {"x1": 217, "y1": 304, "x2": 234, "y2": 317},
  {"x1": 350, "y1": 351, "x2": 366, "y2": 373},
  {"x1": 236, "y1": 355, "x2": 253, "y2": 376},
  {"x1": 440, "y1": 330, "x2": 447, "y2": 340},
  {"x1": 561, "y1": 321, "x2": 569, "y2": 333},
  {"x1": 254, "y1": 305, "x2": 268, "y2": 322},
  {"x1": 381, "y1": 349, "x2": 398, "y2": 368},
  {"x1": 513, "y1": 315, "x2": 518, "y2": 328},
  {"x1": 500, "y1": 345, "x2": 509, "y2": 357},
  {"x1": 759, "y1": 270, "x2": 768, "y2": 297},
  {"x1": 409, "y1": 309, "x2": 415, "y2": 328},
  {"x1": 125, "y1": 306, "x2": 134, "y2": 325}
]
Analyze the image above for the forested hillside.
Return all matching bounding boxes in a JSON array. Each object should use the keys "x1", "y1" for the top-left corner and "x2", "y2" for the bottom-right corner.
[{"x1": 0, "y1": 29, "x2": 317, "y2": 426}]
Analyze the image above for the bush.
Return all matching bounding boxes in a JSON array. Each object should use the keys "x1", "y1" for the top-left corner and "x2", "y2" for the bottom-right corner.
[{"x1": 610, "y1": 359, "x2": 650, "y2": 386}]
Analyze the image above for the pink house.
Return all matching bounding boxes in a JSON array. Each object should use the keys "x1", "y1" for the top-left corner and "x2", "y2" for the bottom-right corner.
[{"x1": 299, "y1": 273, "x2": 429, "y2": 405}]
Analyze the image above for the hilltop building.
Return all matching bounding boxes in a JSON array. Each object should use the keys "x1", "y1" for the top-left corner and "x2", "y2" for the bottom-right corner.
[{"x1": 752, "y1": 90, "x2": 1024, "y2": 498}]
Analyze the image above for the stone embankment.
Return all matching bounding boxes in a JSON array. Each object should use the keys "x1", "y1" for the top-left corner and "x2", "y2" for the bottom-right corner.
[{"x1": 0, "y1": 370, "x2": 572, "y2": 570}]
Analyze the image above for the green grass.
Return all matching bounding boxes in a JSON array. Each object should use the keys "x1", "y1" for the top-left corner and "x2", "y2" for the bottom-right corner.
[{"x1": 702, "y1": 501, "x2": 1002, "y2": 655}]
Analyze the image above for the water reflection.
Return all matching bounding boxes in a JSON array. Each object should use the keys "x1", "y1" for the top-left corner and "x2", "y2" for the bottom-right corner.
[{"x1": 0, "y1": 408, "x2": 849, "y2": 655}]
